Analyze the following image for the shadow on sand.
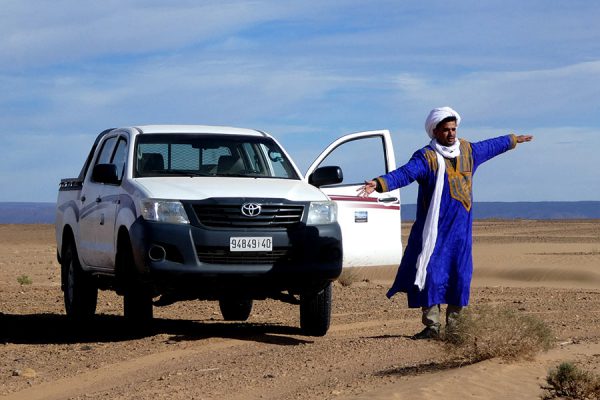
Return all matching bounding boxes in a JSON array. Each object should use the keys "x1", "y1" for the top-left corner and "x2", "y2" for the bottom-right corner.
[
  {"x1": 0, "y1": 312, "x2": 312, "y2": 346},
  {"x1": 376, "y1": 360, "x2": 473, "y2": 378}
]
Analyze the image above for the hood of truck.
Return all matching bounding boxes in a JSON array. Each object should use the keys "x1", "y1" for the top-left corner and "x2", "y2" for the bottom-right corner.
[{"x1": 132, "y1": 177, "x2": 329, "y2": 202}]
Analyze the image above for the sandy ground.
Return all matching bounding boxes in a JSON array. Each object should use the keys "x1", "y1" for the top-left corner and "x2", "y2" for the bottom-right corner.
[{"x1": 0, "y1": 220, "x2": 599, "y2": 400}]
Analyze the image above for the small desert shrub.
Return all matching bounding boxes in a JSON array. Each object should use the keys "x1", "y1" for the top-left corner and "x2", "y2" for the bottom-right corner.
[
  {"x1": 17, "y1": 274, "x2": 33, "y2": 285},
  {"x1": 337, "y1": 268, "x2": 362, "y2": 287},
  {"x1": 542, "y1": 362, "x2": 600, "y2": 400},
  {"x1": 444, "y1": 305, "x2": 554, "y2": 362}
]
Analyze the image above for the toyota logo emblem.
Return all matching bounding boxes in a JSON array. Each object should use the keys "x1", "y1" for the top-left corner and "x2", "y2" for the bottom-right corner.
[{"x1": 241, "y1": 203, "x2": 261, "y2": 217}]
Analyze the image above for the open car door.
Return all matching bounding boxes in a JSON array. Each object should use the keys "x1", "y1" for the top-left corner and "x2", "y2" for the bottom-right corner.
[{"x1": 306, "y1": 130, "x2": 402, "y2": 268}]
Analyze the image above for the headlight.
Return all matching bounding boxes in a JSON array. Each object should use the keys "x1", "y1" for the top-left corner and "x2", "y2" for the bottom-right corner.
[
  {"x1": 140, "y1": 199, "x2": 189, "y2": 224},
  {"x1": 307, "y1": 201, "x2": 337, "y2": 225}
]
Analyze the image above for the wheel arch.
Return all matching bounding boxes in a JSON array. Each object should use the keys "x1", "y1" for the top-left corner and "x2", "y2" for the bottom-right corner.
[{"x1": 61, "y1": 225, "x2": 75, "y2": 253}]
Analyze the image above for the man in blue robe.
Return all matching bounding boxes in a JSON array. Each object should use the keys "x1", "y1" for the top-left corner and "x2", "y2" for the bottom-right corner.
[{"x1": 358, "y1": 107, "x2": 533, "y2": 339}]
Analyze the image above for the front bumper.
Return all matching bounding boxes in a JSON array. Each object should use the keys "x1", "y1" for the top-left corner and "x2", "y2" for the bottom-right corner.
[{"x1": 128, "y1": 217, "x2": 343, "y2": 298}]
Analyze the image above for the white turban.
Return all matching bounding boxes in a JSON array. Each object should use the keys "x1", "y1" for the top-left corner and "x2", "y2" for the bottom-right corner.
[{"x1": 424, "y1": 106, "x2": 461, "y2": 139}]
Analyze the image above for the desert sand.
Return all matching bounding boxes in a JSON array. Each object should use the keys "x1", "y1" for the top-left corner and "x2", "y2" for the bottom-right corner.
[{"x1": 0, "y1": 220, "x2": 599, "y2": 400}]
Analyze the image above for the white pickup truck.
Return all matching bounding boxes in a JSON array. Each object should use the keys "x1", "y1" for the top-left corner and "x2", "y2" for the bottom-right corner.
[{"x1": 55, "y1": 125, "x2": 401, "y2": 336}]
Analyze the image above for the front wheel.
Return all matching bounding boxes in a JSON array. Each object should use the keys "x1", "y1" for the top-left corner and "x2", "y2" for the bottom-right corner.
[
  {"x1": 300, "y1": 283, "x2": 332, "y2": 336},
  {"x1": 123, "y1": 287, "x2": 154, "y2": 323},
  {"x1": 62, "y1": 241, "x2": 98, "y2": 320},
  {"x1": 219, "y1": 298, "x2": 253, "y2": 321},
  {"x1": 117, "y1": 238, "x2": 154, "y2": 324}
]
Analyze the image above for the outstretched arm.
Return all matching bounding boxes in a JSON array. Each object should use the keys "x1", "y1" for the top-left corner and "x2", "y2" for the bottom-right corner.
[
  {"x1": 357, "y1": 180, "x2": 378, "y2": 196},
  {"x1": 516, "y1": 135, "x2": 533, "y2": 143},
  {"x1": 357, "y1": 150, "x2": 429, "y2": 197},
  {"x1": 472, "y1": 133, "x2": 533, "y2": 170}
]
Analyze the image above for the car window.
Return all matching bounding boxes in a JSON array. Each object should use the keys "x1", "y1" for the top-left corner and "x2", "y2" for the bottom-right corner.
[
  {"x1": 135, "y1": 134, "x2": 299, "y2": 179},
  {"x1": 111, "y1": 138, "x2": 128, "y2": 181},
  {"x1": 315, "y1": 136, "x2": 386, "y2": 185},
  {"x1": 202, "y1": 146, "x2": 231, "y2": 166},
  {"x1": 96, "y1": 136, "x2": 117, "y2": 165}
]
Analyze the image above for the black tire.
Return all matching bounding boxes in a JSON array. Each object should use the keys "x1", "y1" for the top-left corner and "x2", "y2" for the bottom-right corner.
[
  {"x1": 62, "y1": 241, "x2": 98, "y2": 320},
  {"x1": 123, "y1": 287, "x2": 153, "y2": 322},
  {"x1": 300, "y1": 282, "x2": 332, "y2": 336},
  {"x1": 117, "y1": 239, "x2": 154, "y2": 323},
  {"x1": 219, "y1": 298, "x2": 253, "y2": 321}
]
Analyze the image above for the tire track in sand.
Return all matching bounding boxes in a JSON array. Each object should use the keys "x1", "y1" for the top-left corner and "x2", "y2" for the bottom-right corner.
[
  {"x1": 0, "y1": 318, "x2": 409, "y2": 400},
  {"x1": 0, "y1": 338, "x2": 246, "y2": 400}
]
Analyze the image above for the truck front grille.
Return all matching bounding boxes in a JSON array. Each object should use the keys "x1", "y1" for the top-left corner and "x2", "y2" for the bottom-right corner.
[
  {"x1": 196, "y1": 247, "x2": 290, "y2": 265},
  {"x1": 192, "y1": 204, "x2": 304, "y2": 228}
]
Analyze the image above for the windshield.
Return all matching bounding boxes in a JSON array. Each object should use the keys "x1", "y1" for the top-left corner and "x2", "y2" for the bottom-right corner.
[{"x1": 134, "y1": 134, "x2": 299, "y2": 179}]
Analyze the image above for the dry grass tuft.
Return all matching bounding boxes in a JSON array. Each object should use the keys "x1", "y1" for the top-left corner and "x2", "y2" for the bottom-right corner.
[
  {"x1": 17, "y1": 274, "x2": 33, "y2": 285},
  {"x1": 444, "y1": 305, "x2": 554, "y2": 363},
  {"x1": 542, "y1": 362, "x2": 600, "y2": 399}
]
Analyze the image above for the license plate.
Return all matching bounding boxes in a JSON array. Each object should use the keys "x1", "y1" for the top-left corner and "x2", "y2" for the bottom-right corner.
[{"x1": 230, "y1": 237, "x2": 273, "y2": 252}]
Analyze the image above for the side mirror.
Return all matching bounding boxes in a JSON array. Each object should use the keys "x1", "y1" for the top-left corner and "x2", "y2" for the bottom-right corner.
[
  {"x1": 308, "y1": 166, "x2": 343, "y2": 187},
  {"x1": 92, "y1": 163, "x2": 119, "y2": 185}
]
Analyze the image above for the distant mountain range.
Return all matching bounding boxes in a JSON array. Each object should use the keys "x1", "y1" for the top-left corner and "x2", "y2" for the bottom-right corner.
[{"x1": 0, "y1": 201, "x2": 599, "y2": 224}]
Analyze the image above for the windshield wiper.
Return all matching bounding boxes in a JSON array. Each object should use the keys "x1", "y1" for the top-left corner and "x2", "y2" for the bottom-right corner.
[
  {"x1": 182, "y1": 171, "x2": 211, "y2": 177},
  {"x1": 143, "y1": 170, "x2": 212, "y2": 177},
  {"x1": 217, "y1": 173, "x2": 252, "y2": 178}
]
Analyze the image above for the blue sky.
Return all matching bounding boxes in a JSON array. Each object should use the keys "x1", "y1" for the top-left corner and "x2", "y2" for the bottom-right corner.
[{"x1": 0, "y1": 0, "x2": 598, "y2": 203}]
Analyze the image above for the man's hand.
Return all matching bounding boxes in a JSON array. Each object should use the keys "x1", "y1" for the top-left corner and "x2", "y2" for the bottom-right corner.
[
  {"x1": 516, "y1": 135, "x2": 533, "y2": 143},
  {"x1": 357, "y1": 180, "x2": 377, "y2": 197}
]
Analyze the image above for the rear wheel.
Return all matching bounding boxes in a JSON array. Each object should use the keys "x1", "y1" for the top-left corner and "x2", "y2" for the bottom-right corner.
[
  {"x1": 62, "y1": 241, "x2": 97, "y2": 320},
  {"x1": 219, "y1": 298, "x2": 253, "y2": 321},
  {"x1": 300, "y1": 282, "x2": 332, "y2": 336}
]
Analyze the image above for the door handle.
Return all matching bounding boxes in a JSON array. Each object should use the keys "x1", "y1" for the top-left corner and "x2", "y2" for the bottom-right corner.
[
  {"x1": 95, "y1": 197, "x2": 102, "y2": 203},
  {"x1": 378, "y1": 197, "x2": 398, "y2": 203},
  {"x1": 81, "y1": 195, "x2": 86, "y2": 202}
]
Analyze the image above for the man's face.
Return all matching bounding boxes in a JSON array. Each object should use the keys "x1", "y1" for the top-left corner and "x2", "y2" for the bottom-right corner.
[{"x1": 433, "y1": 120, "x2": 457, "y2": 146}]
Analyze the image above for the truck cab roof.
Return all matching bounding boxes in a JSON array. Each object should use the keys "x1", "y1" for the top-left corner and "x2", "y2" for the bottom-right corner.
[{"x1": 132, "y1": 125, "x2": 268, "y2": 137}]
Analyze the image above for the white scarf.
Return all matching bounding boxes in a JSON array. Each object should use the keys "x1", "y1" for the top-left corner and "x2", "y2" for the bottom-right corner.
[{"x1": 414, "y1": 138, "x2": 461, "y2": 290}]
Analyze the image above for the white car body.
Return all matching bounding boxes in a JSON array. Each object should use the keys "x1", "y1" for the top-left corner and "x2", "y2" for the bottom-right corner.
[
  {"x1": 57, "y1": 125, "x2": 402, "y2": 271},
  {"x1": 54, "y1": 124, "x2": 401, "y2": 335}
]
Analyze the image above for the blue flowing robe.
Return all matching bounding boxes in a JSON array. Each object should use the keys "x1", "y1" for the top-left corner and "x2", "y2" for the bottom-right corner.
[{"x1": 377, "y1": 135, "x2": 517, "y2": 308}]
